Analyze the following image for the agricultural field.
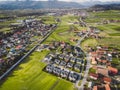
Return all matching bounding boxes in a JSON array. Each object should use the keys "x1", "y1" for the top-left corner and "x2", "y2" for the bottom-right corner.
[
  {"x1": 85, "y1": 10, "x2": 120, "y2": 23},
  {"x1": 81, "y1": 10, "x2": 120, "y2": 49},
  {"x1": 0, "y1": 51, "x2": 74, "y2": 90},
  {"x1": 44, "y1": 15, "x2": 87, "y2": 45}
]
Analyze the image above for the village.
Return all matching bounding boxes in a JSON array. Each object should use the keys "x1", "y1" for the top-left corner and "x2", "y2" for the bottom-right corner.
[
  {"x1": 0, "y1": 18, "x2": 56, "y2": 76},
  {"x1": 0, "y1": 8, "x2": 120, "y2": 90},
  {"x1": 37, "y1": 41, "x2": 85, "y2": 82},
  {"x1": 33, "y1": 21, "x2": 120, "y2": 90}
]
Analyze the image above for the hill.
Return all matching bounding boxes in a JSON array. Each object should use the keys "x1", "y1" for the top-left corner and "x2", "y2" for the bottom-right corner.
[
  {"x1": 90, "y1": 3, "x2": 120, "y2": 10},
  {"x1": 0, "y1": 1, "x2": 84, "y2": 10}
]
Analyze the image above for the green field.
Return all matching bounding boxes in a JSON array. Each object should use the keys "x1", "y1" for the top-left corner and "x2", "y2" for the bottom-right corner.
[
  {"x1": 81, "y1": 10, "x2": 120, "y2": 49},
  {"x1": 85, "y1": 10, "x2": 120, "y2": 23},
  {"x1": 44, "y1": 15, "x2": 87, "y2": 45},
  {"x1": 0, "y1": 51, "x2": 74, "y2": 90}
]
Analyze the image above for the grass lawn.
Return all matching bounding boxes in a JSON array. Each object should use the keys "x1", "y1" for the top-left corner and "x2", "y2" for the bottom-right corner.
[
  {"x1": 0, "y1": 27, "x2": 11, "y2": 33},
  {"x1": 0, "y1": 51, "x2": 74, "y2": 90},
  {"x1": 83, "y1": 10, "x2": 120, "y2": 49},
  {"x1": 81, "y1": 38, "x2": 98, "y2": 50},
  {"x1": 85, "y1": 10, "x2": 120, "y2": 23},
  {"x1": 44, "y1": 15, "x2": 87, "y2": 45},
  {"x1": 96, "y1": 23, "x2": 120, "y2": 48}
]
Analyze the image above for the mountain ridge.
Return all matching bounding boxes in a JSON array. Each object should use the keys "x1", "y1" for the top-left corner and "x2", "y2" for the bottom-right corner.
[{"x1": 0, "y1": 1, "x2": 84, "y2": 10}]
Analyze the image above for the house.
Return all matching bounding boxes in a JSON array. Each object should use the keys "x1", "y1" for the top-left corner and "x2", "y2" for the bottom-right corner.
[
  {"x1": 59, "y1": 54, "x2": 65, "y2": 59},
  {"x1": 93, "y1": 86, "x2": 97, "y2": 90},
  {"x1": 107, "y1": 54, "x2": 112, "y2": 61},
  {"x1": 60, "y1": 41, "x2": 65, "y2": 48},
  {"x1": 53, "y1": 67, "x2": 61, "y2": 76},
  {"x1": 70, "y1": 57, "x2": 76, "y2": 63},
  {"x1": 60, "y1": 61, "x2": 66, "y2": 66},
  {"x1": 68, "y1": 72, "x2": 79, "y2": 82},
  {"x1": 76, "y1": 59, "x2": 83, "y2": 64},
  {"x1": 90, "y1": 52, "x2": 97, "y2": 57},
  {"x1": 96, "y1": 49, "x2": 106, "y2": 55},
  {"x1": 67, "y1": 62, "x2": 73, "y2": 68},
  {"x1": 61, "y1": 69, "x2": 69, "y2": 78},
  {"x1": 97, "y1": 59, "x2": 108, "y2": 65},
  {"x1": 46, "y1": 64, "x2": 54, "y2": 73},
  {"x1": 64, "y1": 55, "x2": 70, "y2": 62},
  {"x1": 56, "y1": 67, "x2": 61, "y2": 76},
  {"x1": 89, "y1": 73, "x2": 98, "y2": 80},
  {"x1": 103, "y1": 77, "x2": 111, "y2": 84},
  {"x1": 54, "y1": 59, "x2": 61, "y2": 65},
  {"x1": 96, "y1": 66, "x2": 108, "y2": 76},
  {"x1": 74, "y1": 64, "x2": 81, "y2": 71},
  {"x1": 105, "y1": 84, "x2": 111, "y2": 90},
  {"x1": 44, "y1": 55, "x2": 52, "y2": 62},
  {"x1": 108, "y1": 66, "x2": 118, "y2": 74},
  {"x1": 88, "y1": 82, "x2": 92, "y2": 88},
  {"x1": 91, "y1": 57, "x2": 97, "y2": 65}
]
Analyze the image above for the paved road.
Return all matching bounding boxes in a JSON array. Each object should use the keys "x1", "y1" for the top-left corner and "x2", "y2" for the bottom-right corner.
[
  {"x1": 75, "y1": 18, "x2": 91, "y2": 90},
  {"x1": 78, "y1": 54, "x2": 91, "y2": 90}
]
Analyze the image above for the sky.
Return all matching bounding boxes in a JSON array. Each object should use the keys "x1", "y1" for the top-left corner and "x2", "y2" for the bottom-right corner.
[{"x1": 0, "y1": 0, "x2": 120, "y2": 2}]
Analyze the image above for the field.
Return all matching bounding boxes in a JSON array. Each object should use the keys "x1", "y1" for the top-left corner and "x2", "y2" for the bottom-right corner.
[
  {"x1": 44, "y1": 15, "x2": 87, "y2": 45},
  {"x1": 81, "y1": 10, "x2": 120, "y2": 49},
  {"x1": 0, "y1": 51, "x2": 74, "y2": 90}
]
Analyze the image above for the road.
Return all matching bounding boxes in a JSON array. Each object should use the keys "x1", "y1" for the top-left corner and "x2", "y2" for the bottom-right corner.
[{"x1": 75, "y1": 18, "x2": 91, "y2": 90}]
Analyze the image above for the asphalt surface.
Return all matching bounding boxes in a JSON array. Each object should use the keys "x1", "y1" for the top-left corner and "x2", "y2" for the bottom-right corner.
[{"x1": 75, "y1": 18, "x2": 91, "y2": 90}]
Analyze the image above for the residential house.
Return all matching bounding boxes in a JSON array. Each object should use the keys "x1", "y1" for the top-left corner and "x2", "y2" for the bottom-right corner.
[
  {"x1": 105, "y1": 84, "x2": 111, "y2": 90},
  {"x1": 70, "y1": 57, "x2": 76, "y2": 63},
  {"x1": 91, "y1": 57, "x2": 97, "y2": 65},
  {"x1": 103, "y1": 77, "x2": 111, "y2": 84},
  {"x1": 89, "y1": 73, "x2": 98, "y2": 80},
  {"x1": 60, "y1": 61, "x2": 66, "y2": 66},
  {"x1": 97, "y1": 67, "x2": 108, "y2": 76},
  {"x1": 67, "y1": 62, "x2": 73, "y2": 68},
  {"x1": 108, "y1": 66, "x2": 118, "y2": 74},
  {"x1": 54, "y1": 59, "x2": 61, "y2": 65},
  {"x1": 74, "y1": 64, "x2": 81, "y2": 71},
  {"x1": 93, "y1": 86, "x2": 97, "y2": 90}
]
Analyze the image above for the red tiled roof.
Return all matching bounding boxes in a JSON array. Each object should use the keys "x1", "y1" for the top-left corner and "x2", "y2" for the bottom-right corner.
[
  {"x1": 89, "y1": 73, "x2": 98, "y2": 78},
  {"x1": 102, "y1": 60, "x2": 107, "y2": 63},
  {"x1": 97, "y1": 68, "x2": 108, "y2": 76},
  {"x1": 105, "y1": 84, "x2": 111, "y2": 90},
  {"x1": 96, "y1": 50, "x2": 106, "y2": 55},
  {"x1": 103, "y1": 77, "x2": 111, "y2": 83},
  {"x1": 93, "y1": 86, "x2": 97, "y2": 90},
  {"x1": 108, "y1": 66, "x2": 118, "y2": 74},
  {"x1": 90, "y1": 52, "x2": 97, "y2": 57}
]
